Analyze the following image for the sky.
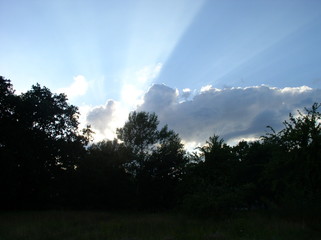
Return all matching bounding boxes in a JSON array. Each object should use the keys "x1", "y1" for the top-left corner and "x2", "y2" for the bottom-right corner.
[{"x1": 1, "y1": 0, "x2": 321, "y2": 148}]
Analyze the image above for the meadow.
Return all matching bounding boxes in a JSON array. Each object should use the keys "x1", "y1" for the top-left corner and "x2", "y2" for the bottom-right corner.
[{"x1": 0, "y1": 211, "x2": 320, "y2": 240}]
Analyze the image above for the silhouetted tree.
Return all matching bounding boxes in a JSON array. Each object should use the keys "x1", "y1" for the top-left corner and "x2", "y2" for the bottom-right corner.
[
  {"x1": 0, "y1": 78, "x2": 89, "y2": 208},
  {"x1": 232, "y1": 140, "x2": 275, "y2": 209},
  {"x1": 141, "y1": 125, "x2": 187, "y2": 208},
  {"x1": 3, "y1": 75, "x2": 320, "y2": 216},
  {"x1": 116, "y1": 111, "x2": 187, "y2": 209},
  {"x1": 181, "y1": 135, "x2": 240, "y2": 216},
  {"x1": 73, "y1": 139, "x2": 134, "y2": 209},
  {"x1": 0, "y1": 76, "x2": 20, "y2": 207},
  {"x1": 116, "y1": 111, "x2": 159, "y2": 175},
  {"x1": 262, "y1": 103, "x2": 321, "y2": 214}
]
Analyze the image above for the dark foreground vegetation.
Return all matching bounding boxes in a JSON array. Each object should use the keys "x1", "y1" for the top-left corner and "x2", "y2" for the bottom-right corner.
[
  {"x1": 0, "y1": 211, "x2": 320, "y2": 240},
  {"x1": 1, "y1": 76, "x2": 321, "y2": 237}
]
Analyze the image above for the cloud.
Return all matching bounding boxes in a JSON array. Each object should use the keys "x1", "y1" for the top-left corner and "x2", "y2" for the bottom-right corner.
[
  {"x1": 121, "y1": 84, "x2": 145, "y2": 107},
  {"x1": 58, "y1": 75, "x2": 89, "y2": 99},
  {"x1": 83, "y1": 63, "x2": 164, "y2": 141},
  {"x1": 200, "y1": 85, "x2": 212, "y2": 92},
  {"x1": 140, "y1": 84, "x2": 178, "y2": 113},
  {"x1": 138, "y1": 84, "x2": 321, "y2": 147},
  {"x1": 181, "y1": 88, "x2": 192, "y2": 100},
  {"x1": 83, "y1": 82, "x2": 321, "y2": 148},
  {"x1": 86, "y1": 100, "x2": 127, "y2": 141}
]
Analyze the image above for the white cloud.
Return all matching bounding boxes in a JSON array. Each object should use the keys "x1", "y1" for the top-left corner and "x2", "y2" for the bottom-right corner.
[
  {"x1": 138, "y1": 84, "x2": 321, "y2": 148},
  {"x1": 139, "y1": 84, "x2": 178, "y2": 113},
  {"x1": 78, "y1": 104, "x2": 92, "y2": 128},
  {"x1": 183, "y1": 88, "x2": 191, "y2": 93},
  {"x1": 82, "y1": 81, "x2": 321, "y2": 149},
  {"x1": 181, "y1": 88, "x2": 191, "y2": 100},
  {"x1": 86, "y1": 100, "x2": 127, "y2": 141},
  {"x1": 121, "y1": 84, "x2": 145, "y2": 107},
  {"x1": 200, "y1": 84, "x2": 212, "y2": 92},
  {"x1": 200, "y1": 84, "x2": 222, "y2": 93},
  {"x1": 58, "y1": 75, "x2": 89, "y2": 99},
  {"x1": 280, "y1": 85, "x2": 312, "y2": 94}
]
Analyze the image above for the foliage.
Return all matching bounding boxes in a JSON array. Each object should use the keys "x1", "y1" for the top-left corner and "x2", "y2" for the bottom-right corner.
[
  {"x1": 1, "y1": 76, "x2": 321, "y2": 219},
  {"x1": 182, "y1": 103, "x2": 321, "y2": 217},
  {"x1": 0, "y1": 211, "x2": 320, "y2": 240},
  {"x1": 181, "y1": 135, "x2": 241, "y2": 216},
  {"x1": 117, "y1": 111, "x2": 187, "y2": 208},
  {"x1": 0, "y1": 76, "x2": 89, "y2": 208},
  {"x1": 73, "y1": 139, "x2": 134, "y2": 209},
  {"x1": 262, "y1": 103, "x2": 321, "y2": 214},
  {"x1": 117, "y1": 111, "x2": 159, "y2": 161}
]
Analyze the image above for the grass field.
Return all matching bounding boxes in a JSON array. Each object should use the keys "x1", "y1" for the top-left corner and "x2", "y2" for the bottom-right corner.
[{"x1": 0, "y1": 211, "x2": 320, "y2": 240}]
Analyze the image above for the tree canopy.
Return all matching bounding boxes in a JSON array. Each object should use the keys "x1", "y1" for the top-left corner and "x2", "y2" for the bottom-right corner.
[
  {"x1": 116, "y1": 111, "x2": 187, "y2": 208},
  {"x1": 0, "y1": 76, "x2": 89, "y2": 208},
  {"x1": 1, "y1": 76, "x2": 321, "y2": 219}
]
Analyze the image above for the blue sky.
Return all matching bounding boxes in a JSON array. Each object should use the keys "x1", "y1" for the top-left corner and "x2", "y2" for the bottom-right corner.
[{"x1": 1, "y1": 0, "x2": 321, "y2": 146}]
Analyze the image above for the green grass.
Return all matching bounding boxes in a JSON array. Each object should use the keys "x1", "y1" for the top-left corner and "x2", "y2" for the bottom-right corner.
[{"x1": 0, "y1": 211, "x2": 319, "y2": 240}]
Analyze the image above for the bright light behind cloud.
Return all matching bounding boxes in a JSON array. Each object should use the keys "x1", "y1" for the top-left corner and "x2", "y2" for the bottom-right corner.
[
  {"x1": 200, "y1": 85, "x2": 212, "y2": 92},
  {"x1": 86, "y1": 63, "x2": 164, "y2": 141},
  {"x1": 78, "y1": 104, "x2": 92, "y2": 128},
  {"x1": 136, "y1": 63, "x2": 162, "y2": 83},
  {"x1": 121, "y1": 84, "x2": 145, "y2": 107},
  {"x1": 58, "y1": 75, "x2": 89, "y2": 99},
  {"x1": 183, "y1": 88, "x2": 191, "y2": 93},
  {"x1": 121, "y1": 63, "x2": 163, "y2": 108},
  {"x1": 280, "y1": 86, "x2": 312, "y2": 94},
  {"x1": 227, "y1": 135, "x2": 261, "y2": 147},
  {"x1": 86, "y1": 100, "x2": 128, "y2": 142}
]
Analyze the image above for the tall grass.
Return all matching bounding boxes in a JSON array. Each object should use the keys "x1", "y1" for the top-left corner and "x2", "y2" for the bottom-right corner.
[{"x1": 0, "y1": 211, "x2": 319, "y2": 240}]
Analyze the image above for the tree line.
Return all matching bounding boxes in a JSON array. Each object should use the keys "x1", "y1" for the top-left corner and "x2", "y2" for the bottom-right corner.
[{"x1": 1, "y1": 76, "x2": 320, "y2": 217}]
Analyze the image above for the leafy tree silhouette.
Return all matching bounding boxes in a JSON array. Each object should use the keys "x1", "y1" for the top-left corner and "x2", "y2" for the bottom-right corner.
[
  {"x1": 262, "y1": 103, "x2": 321, "y2": 214},
  {"x1": 117, "y1": 111, "x2": 187, "y2": 209},
  {"x1": 181, "y1": 135, "x2": 240, "y2": 216},
  {"x1": 2, "y1": 76, "x2": 320, "y2": 216},
  {"x1": 74, "y1": 139, "x2": 134, "y2": 209},
  {"x1": 0, "y1": 77, "x2": 89, "y2": 208}
]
